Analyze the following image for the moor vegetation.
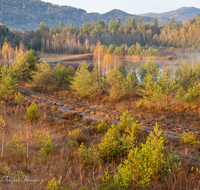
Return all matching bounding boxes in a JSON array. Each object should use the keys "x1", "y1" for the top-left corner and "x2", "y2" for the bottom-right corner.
[
  {"x1": 1, "y1": 3, "x2": 200, "y2": 190},
  {"x1": 0, "y1": 42, "x2": 200, "y2": 189},
  {"x1": 0, "y1": 98, "x2": 200, "y2": 190}
]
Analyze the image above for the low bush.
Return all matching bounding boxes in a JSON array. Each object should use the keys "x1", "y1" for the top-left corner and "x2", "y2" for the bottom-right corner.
[
  {"x1": 118, "y1": 110, "x2": 134, "y2": 131},
  {"x1": 67, "y1": 140, "x2": 77, "y2": 147},
  {"x1": 119, "y1": 111, "x2": 143, "y2": 150},
  {"x1": 70, "y1": 62, "x2": 103, "y2": 98},
  {"x1": 141, "y1": 46, "x2": 159, "y2": 57},
  {"x1": 106, "y1": 67, "x2": 137, "y2": 100},
  {"x1": 177, "y1": 82, "x2": 200, "y2": 103},
  {"x1": 98, "y1": 171, "x2": 116, "y2": 190},
  {"x1": 121, "y1": 70, "x2": 138, "y2": 97},
  {"x1": 50, "y1": 62, "x2": 73, "y2": 89},
  {"x1": 139, "y1": 60, "x2": 160, "y2": 82},
  {"x1": 47, "y1": 178, "x2": 69, "y2": 190},
  {"x1": 180, "y1": 132, "x2": 199, "y2": 146},
  {"x1": 6, "y1": 137, "x2": 26, "y2": 153},
  {"x1": 97, "y1": 120, "x2": 109, "y2": 133},
  {"x1": 24, "y1": 102, "x2": 40, "y2": 121},
  {"x1": 105, "y1": 68, "x2": 123, "y2": 100},
  {"x1": 113, "y1": 45, "x2": 125, "y2": 56},
  {"x1": 127, "y1": 45, "x2": 136, "y2": 56},
  {"x1": 2, "y1": 166, "x2": 11, "y2": 176},
  {"x1": 127, "y1": 43, "x2": 158, "y2": 57},
  {"x1": 107, "y1": 44, "x2": 115, "y2": 54},
  {"x1": 39, "y1": 134, "x2": 56, "y2": 162},
  {"x1": 98, "y1": 124, "x2": 122, "y2": 160},
  {"x1": 98, "y1": 111, "x2": 144, "y2": 160},
  {"x1": 78, "y1": 143, "x2": 101, "y2": 168},
  {"x1": 0, "y1": 66, "x2": 18, "y2": 96},
  {"x1": 13, "y1": 49, "x2": 39, "y2": 81},
  {"x1": 1, "y1": 166, "x2": 26, "y2": 181},
  {"x1": 68, "y1": 128, "x2": 82, "y2": 141},
  {"x1": 114, "y1": 125, "x2": 179, "y2": 189},
  {"x1": 138, "y1": 68, "x2": 178, "y2": 107},
  {"x1": 175, "y1": 61, "x2": 195, "y2": 90},
  {"x1": 120, "y1": 127, "x2": 136, "y2": 151},
  {"x1": 119, "y1": 111, "x2": 143, "y2": 137},
  {"x1": 136, "y1": 99, "x2": 144, "y2": 109},
  {"x1": 13, "y1": 171, "x2": 26, "y2": 181},
  {"x1": 36, "y1": 131, "x2": 43, "y2": 147},
  {"x1": 14, "y1": 92, "x2": 24, "y2": 104},
  {"x1": 31, "y1": 61, "x2": 52, "y2": 87}
]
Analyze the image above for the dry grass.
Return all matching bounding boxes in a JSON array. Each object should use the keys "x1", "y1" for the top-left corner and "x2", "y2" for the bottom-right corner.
[
  {"x1": 0, "y1": 93, "x2": 200, "y2": 189},
  {"x1": 38, "y1": 52, "x2": 93, "y2": 63},
  {"x1": 19, "y1": 85, "x2": 200, "y2": 136}
]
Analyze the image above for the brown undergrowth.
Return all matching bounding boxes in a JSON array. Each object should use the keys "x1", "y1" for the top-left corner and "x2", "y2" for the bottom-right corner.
[
  {"x1": 0, "y1": 95, "x2": 200, "y2": 189},
  {"x1": 23, "y1": 86, "x2": 200, "y2": 135}
]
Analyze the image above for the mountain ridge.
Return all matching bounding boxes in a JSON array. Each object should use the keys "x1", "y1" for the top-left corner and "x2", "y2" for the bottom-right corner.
[
  {"x1": 139, "y1": 7, "x2": 200, "y2": 21},
  {"x1": 0, "y1": 0, "x2": 199, "y2": 30}
]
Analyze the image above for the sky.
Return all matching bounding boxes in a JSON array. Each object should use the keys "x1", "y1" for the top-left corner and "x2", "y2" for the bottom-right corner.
[{"x1": 42, "y1": 0, "x2": 200, "y2": 14}]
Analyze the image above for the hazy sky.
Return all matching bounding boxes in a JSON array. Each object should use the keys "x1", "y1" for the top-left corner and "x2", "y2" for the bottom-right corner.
[{"x1": 42, "y1": 0, "x2": 200, "y2": 14}]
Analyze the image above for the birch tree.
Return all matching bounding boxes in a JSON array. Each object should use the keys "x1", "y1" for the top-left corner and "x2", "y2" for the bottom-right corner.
[
  {"x1": 93, "y1": 41, "x2": 104, "y2": 75},
  {"x1": 1, "y1": 42, "x2": 14, "y2": 67}
]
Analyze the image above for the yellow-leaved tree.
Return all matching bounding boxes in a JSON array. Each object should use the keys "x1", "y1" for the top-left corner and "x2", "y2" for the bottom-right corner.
[
  {"x1": 102, "y1": 52, "x2": 114, "y2": 77},
  {"x1": 1, "y1": 42, "x2": 14, "y2": 67},
  {"x1": 93, "y1": 41, "x2": 104, "y2": 75}
]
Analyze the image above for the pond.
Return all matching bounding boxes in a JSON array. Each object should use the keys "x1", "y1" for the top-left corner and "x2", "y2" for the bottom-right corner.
[
  {"x1": 116, "y1": 52, "x2": 200, "y2": 76},
  {"x1": 59, "y1": 52, "x2": 200, "y2": 79}
]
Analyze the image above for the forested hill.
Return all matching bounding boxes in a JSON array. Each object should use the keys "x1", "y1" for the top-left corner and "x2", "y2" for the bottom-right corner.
[
  {"x1": 140, "y1": 7, "x2": 200, "y2": 22},
  {"x1": 0, "y1": 0, "x2": 86, "y2": 30},
  {"x1": 0, "y1": 0, "x2": 166, "y2": 30},
  {"x1": 0, "y1": 0, "x2": 199, "y2": 31}
]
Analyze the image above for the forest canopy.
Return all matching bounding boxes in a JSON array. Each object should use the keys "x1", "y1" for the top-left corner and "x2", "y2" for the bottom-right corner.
[{"x1": 0, "y1": 14, "x2": 200, "y2": 56}]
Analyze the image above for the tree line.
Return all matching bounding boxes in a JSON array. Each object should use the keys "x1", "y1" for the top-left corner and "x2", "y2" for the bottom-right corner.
[
  {"x1": 1, "y1": 14, "x2": 200, "y2": 55},
  {"x1": 1, "y1": 45, "x2": 200, "y2": 108}
]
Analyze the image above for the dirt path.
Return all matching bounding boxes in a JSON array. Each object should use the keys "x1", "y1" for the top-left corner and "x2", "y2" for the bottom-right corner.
[{"x1": 18, "y1": 87, "x2": 183, "y2": 139}]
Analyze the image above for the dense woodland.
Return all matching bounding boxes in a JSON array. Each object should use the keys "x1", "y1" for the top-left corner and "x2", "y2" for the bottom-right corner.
[
  {"x1": 0, "y1": 14, "x2": 200, "y2": 57},
  {"x1": 0, "y1": 0, "x2": 86, "y2": 30}
]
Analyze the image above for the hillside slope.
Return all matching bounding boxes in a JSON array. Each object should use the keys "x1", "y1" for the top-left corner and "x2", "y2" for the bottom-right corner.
[
  {"x1": 0, "y1": 0, "x2": 164, "y2": 30},
  {"x1": 0, "y1": 0, "x2": 199, "y2": 30},
  {"x1": 140, "y1": 7, "x2": 200, "y2": 22},
  {"x1": 0, "y1": 0, "x2": 86, "y2": 30}
]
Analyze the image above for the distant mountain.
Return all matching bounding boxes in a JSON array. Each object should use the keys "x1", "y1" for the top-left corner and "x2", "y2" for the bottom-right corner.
[
  {"x1": 0, "y1": 0, "x2": 199, "y2": 31},
  {"x1": 140, "y1": 7, "x2": 200, "y2": 22},
  {"x1": 0, "y1": 0, "x2": 168, "y2": 30},
  {"x1": 0, "y1": 0, "x2": 86, "y2": 30},
  {"x1": 100, "y1": 9, "x2": 154, "y2": 25}
]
